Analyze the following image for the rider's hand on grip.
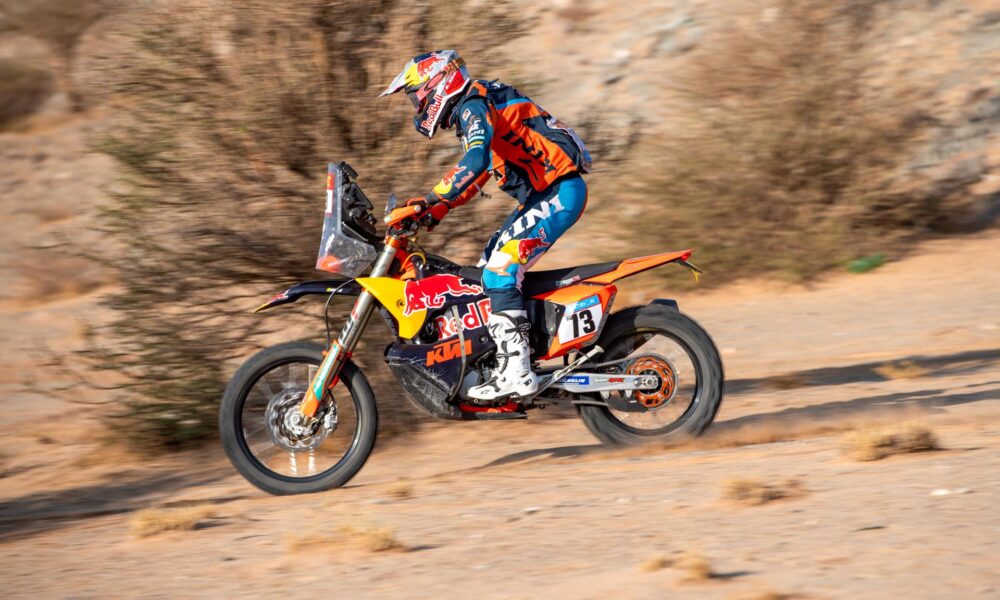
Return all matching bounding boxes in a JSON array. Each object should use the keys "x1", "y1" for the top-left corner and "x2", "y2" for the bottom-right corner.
[{"x1": 406, "y1": 197, "x2": 449, "y2": 231}]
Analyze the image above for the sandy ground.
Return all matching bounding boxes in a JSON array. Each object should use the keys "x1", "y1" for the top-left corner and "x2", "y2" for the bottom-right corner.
[{"x1": 1, "y1": 221, "x2": 998, "y2": 598}]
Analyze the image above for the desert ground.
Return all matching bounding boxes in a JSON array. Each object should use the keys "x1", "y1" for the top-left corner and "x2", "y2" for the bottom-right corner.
[
  {"x1": 2, "y1": 1, "x2": 999, "y2": 596},
  {"x1": 2, "y1": 223, "x2": 998, "y2": 598}
]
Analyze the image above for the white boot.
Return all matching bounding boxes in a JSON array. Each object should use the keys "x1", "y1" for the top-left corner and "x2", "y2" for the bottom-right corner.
[{"x1": 468, "y1": 310, "x2": 539, "y2": 401}]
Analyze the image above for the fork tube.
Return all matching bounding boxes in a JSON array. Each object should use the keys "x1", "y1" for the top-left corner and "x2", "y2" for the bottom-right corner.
[{"x1": 299, "y1": 241, "x2": 399, "y2": 418}]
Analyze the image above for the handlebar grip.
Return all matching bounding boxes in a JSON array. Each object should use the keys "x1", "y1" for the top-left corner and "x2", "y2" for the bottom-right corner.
[{"x1": 384, "y1": 205, "x2": 422, "y2": 227}]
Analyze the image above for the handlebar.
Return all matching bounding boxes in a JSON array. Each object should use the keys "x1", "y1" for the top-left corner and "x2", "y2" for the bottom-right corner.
[{"x1": 383, "y1": 204, "x2": 423, "y2": 228}]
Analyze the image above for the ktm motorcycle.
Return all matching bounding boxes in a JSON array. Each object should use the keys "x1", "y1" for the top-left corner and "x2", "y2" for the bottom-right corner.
[{"x1": 220, "y1": 162, "x2": 724, "y2": 495}]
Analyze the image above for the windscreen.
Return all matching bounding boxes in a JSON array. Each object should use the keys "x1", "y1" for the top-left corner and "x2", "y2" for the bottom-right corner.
[{"x1": 315, "y1": 163, "x2": 377, "y2": 277}]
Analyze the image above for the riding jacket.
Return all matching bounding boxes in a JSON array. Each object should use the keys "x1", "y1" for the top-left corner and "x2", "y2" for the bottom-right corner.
[{"x1": 425, "y1": 80, "x2": 592, "y2": 208}]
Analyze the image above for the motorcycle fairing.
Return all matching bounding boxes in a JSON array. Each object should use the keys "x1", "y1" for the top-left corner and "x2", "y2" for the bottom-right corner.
[
  {"x1": 532, "y1": 283, "x2": 617, "y2": 359},
  {"x1": 254, "y1": 279, "x2": 362, "y2": 313},
  {"x1": 355, "y1": 273, "x2": 485, "y2": 340},
  {"x1": 385, "y1": 334, "x2": 495, "y2": 419}
]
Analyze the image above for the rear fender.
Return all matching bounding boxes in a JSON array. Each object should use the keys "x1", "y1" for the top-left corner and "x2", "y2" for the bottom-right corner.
[
  {"x1": 254, "y1": 279, "x2": 361, "y2": 313},
  {"x1": 584, "y1": 250, "x2": 702, "y2": 284}
]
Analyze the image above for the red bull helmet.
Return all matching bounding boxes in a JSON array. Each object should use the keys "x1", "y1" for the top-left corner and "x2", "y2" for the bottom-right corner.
[{"x1": 380, "y1": 50, "x2": 471, "y2": 138}]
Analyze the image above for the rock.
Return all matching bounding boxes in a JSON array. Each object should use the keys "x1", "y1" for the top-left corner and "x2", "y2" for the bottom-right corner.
[{"x1": 931, "y1": 488, "x2": 971, "y2": 496}]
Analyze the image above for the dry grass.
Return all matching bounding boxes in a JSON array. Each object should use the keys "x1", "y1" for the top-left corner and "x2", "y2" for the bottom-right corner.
[
  {"x1": 129, "y1": 505, "x2": 214, "y2": 537},
  {"x1": 386, "y1": 480, "x2": 414, "y2": 500},
  {"x1": 639, "y1": 554, "x2": 673, "y2": 572},
  {"x1": 874, "y1": 360, "x2": 929, "y2": 380},
  {"x1": 286, "y1": 524, "x2": 407, "y2": 554},
  {"x1": 722, "y1": 476, "x2": 804, "y2": 506},
  {"x1": 676, "y1": 551, "x2": 713, "y2": 582},
  {"x1": 339, "y1": 525, "x2": 407, "y2": 552},
  {"x1": 842, "y1": 422, "x2": 939, "y2": 461}
]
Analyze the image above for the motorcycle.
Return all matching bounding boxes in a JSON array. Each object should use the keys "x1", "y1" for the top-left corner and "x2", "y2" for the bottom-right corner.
[{"x1": 220, "y1": 162, "x2": 724, "y2": 495}]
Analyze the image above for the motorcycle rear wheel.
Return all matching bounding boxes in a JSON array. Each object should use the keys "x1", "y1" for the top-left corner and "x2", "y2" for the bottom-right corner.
[
  {"x1": 578, "y1": 305, "x2": 724, "y2": 446},
  {"x1": 219, "y1": 341, "x2": 378, "y2": 495}
]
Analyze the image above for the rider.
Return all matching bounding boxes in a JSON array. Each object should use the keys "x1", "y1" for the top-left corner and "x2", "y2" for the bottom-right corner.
[{"x1": 380, "y1": 50, "x2": 592, "y2": 401}]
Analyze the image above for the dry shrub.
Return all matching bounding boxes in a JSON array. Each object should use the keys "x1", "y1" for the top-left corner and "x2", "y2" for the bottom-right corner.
[
  {"x1": 874, "y1": 360, "x2": 929, "y2": 380},
  {"x1": 82, "y1": 0, "x2": 525, "y2": 449},
  {"x1": 0, "y1": 58, "x2": 55, "y2": 128},
  {"x1": 386, "y1": 480, "x2": 414, "y2": 500},
  {"x1": 842, "y1": 422, "x2": 938, "y2": 461},
  {"x1": 676, "y1": 551, "x2": 713, "y2": 582},
  {"x1": 287, "y1": 524, "x2": 407, "y2": 553},
  {"x1": 722, "y1": 476, "x2": 803, "y2": 505},
  {"x1": 338, "y1": 525, "x2": 407, "y2": 552},
  {"x1": 629, "y1": 0, "x2": 927, "y2": 282},
  {"x1": 130, "y1": 505, "x2": 214, "y2": 537},
  {"x1": 639, "y1": 554, "x2": 672, "y2": 572}
]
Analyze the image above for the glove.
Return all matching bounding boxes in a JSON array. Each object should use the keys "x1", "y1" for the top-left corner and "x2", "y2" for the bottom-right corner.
[{"x1": 406, "y1": 196, "x2": 450, "y2": 231}]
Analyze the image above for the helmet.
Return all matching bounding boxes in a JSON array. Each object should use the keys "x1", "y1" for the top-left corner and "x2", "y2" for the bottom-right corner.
[{"x1": 380, "y1": 50, "x2": 471, "y2": 138}]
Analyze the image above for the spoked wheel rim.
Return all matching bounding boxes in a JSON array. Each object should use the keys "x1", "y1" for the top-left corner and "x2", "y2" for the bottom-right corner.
[
  {"x1": 601, "y1": 329, "x2": 702, "y2": 435},
  {"x1": 237, "y1": 359, "x2": 361, "y2": 480}
]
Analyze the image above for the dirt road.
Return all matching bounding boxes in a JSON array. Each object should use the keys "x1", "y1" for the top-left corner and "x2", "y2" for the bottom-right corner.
[{"x1": 1, "y1": 232, "x2": 999, "y2": 599}]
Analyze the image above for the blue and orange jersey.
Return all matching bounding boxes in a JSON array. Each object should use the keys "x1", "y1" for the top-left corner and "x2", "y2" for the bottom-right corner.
[{"x1": 426, "y1": 79, "x2": 591, "y2": 207}]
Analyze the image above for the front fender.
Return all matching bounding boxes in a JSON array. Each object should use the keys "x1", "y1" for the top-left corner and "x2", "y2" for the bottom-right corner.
[{"x1": 254, "y1": 279, "x2": 362, "y2": 313}]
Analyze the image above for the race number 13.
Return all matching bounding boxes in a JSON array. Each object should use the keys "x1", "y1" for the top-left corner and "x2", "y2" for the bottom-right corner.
[{"x1": 557, "y1": 296, "x2": 602, "y2": 343}]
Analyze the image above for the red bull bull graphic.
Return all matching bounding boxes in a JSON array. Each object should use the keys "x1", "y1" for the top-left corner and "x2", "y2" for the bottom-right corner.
[
  {"x1": 403, "y1": 274, "x2": 483, "y2": 316},
  {"x1": 510, "y1": 234, "x2": 550, "y2": 263},
  {"x1": 486, "y1": 228, "x2": 550, "y2": 275},
  {"x1": 415, "y1": 54, "x2": 441, "y2": 78}
]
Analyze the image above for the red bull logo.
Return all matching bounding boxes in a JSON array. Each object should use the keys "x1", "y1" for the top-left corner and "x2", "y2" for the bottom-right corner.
[
  {"x1": 498, "y1": 228, "x2": 550, "y2": 265},
  {"x1": 512, "y1": 234, "x2": 550, "y2": 263},
  {"x1": 415, "y1": 54, "x2": 441, "y2": 78},
  {"x1": 403, "y1": 274, "x2": 483, "y2": 316}
]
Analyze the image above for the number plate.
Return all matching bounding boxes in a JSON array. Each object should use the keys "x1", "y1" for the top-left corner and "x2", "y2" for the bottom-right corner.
[{"x1": 557, "y1": 295, "x2": 602, "y2": 343}]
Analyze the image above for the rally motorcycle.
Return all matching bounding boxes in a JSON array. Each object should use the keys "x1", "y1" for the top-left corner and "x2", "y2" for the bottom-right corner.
[{"x1": 220, "y1": 162, "x2": 724, "y2": 495}]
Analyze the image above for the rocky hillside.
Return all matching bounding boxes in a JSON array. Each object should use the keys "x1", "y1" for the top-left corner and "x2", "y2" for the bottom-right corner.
[{"x1": 1, "y1": 0, "x2": 998, "y2": 446}]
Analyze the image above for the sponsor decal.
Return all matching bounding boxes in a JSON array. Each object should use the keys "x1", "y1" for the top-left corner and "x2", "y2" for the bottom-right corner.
[
  {"x1": 433, "y1": 165, "x2": 467, "y2": 195},
  {"x1": 507, "y1": 228, "x2": 550, "y2": 264},
  {"x1": 420, "y1": 94, "x2": 444, "y2": 130},
  {"x1": 443, "y1": 69, "x2": 466, "y2": 94},
  {"x1": 415, "y1": 54, "x2": 440, "y2": 78},
  {"x1": 607, "y1": 377, "x2": 625, "y2": 383},
  {"x1": 462, "y1": 107, "x2": 471, "y2": 121},
  {"x1": 495, "y1": 197, "x2": 565, "y2": 246},
  {"x1": 465, "y1": 116, "x2": 484, "y2": 137},
  {"x1": 434, "y1": 297, "x2": 492, "y2": 339},
  {"x1": 426, "y1": 338, "x2": 473, "y2": 366},
  {"x1": 403, "y1": 274, "x2": 483, "y2": 316},
  {"x1": 453, "y1": 170, "x2": 475, "y2": 190},
  {"x1": 572, "y1": 294, "x2": 600, "y2": 313},
  {"x1": 488, "y1": 228, "x2": 550, "y2": 276},
  {"x1": 560, "y1": 375, "x2": 590, "y2": 385},
  {"x1": 499, "y1": 130, "x2": 557, "y2": 174}
]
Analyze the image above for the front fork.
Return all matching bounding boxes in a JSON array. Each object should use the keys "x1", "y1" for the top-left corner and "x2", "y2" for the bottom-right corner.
[{"x1": 298, "y1": 239, "x2": 401, "y2": 418}]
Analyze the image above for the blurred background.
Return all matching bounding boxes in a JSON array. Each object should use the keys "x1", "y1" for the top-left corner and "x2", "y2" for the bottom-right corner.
[{"x1": 1, "y1": 0, "x2": 998, "y2": 598}]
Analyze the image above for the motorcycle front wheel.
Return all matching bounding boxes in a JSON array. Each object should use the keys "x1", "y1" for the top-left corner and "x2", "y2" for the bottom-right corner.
[{"x1": 219, "y1": 341, "x2": 378, "y2": 495}]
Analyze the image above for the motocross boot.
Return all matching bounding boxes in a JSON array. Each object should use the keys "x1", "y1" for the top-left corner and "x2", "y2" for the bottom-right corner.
[{"x1": 468, "y1": 310, "x2": 539, "y2": 401}]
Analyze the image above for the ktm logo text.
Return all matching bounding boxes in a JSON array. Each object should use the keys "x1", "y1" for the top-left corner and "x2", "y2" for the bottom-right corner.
[
  {"x1": 426, "y1": 339, "x2": 473, "y2": 366},
  {"x1": 500, "y1": 130, "x2": 557, "y2": 174}
]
